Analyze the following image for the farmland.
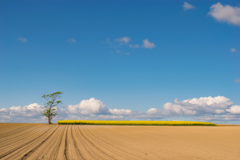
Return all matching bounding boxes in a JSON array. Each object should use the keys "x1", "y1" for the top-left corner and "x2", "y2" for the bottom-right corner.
[{"x1": 0, "y1": 123, "x2": 240, "y2": 160}]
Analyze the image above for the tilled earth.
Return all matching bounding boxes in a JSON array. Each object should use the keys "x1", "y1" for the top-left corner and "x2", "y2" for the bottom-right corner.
[{"x1": 0, "y1": 123, "x2": 240, "y2": 160}]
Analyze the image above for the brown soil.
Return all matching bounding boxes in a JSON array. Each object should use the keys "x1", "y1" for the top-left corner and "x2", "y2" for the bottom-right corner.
[{"x1": 0, "y1": 123, "x2": 239, "y2": 160}]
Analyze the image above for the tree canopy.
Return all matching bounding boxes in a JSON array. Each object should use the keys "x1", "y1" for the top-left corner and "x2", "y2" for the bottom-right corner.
[{"x1": 41, "y1": 91, "x2": 63, "y2": 124}]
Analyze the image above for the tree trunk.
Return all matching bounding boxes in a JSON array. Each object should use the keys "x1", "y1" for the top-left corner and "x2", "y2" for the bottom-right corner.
[
  {"x1": 48, "y1": 105, "x2": 52, "y2": 124},
  {"x1": 48, "y1": 117, "x2": 52, "y2": 124}
]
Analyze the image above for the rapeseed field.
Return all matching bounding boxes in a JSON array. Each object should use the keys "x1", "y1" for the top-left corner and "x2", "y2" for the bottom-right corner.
[{"x1": 58, "y1": 120, "x2": 216, "y2": 126}]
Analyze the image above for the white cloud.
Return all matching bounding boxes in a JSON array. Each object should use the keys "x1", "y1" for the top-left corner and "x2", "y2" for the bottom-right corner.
[
  {"x1": 116, "y1": 50, "x2": 121, "y2": 53},
  {"x1": 129, "y1": 44, "x2": 139, "y2": 48},
  {"x1": 115, "y1": 37, "x2": 131, "y2": 45},
  {"x1": 79, "y1": 98, "x2": 110, "y2": 115},
  {"x1": 162, "y1": 102, "x2": 197, "y2": 115},
  {"x1": 17, "y1": 37, "x2": 27, "y2": 43},
  {"x1": 0, "y1": 108, "x2": 8, "y2": 115},
  {"x1": 235, "y1": 79, "x2": 240, "y2": 83},
  {"x1": 230, "y1": 48, "x2": 236, "y2": 52},
  {"x1": 0, "y1": 103, "x2": 46, "y2": 123},
  {"x1": 183, "y1": 2, "x2": 196, "y2": 10},
  {"x1": 226, "y1": 105, "x2": 240, "y2": 114},
  {"x1": 1, "y1": 96, "x2": 240, "y2": 123},
  {"x1": 174, "y1": 96, "x2": 232, "y2": 108},
  {"x1": 146, "y1": 108, "x2": 160, "y2": 115},
  {"x1": 64, "y1": 98, "x2": 110, "y2": 115},
  {"x1": 109, "y1": 109, "x2": 132, "y2": 115},
  {"x1": 125, "y1": 52, "x2": 130, "y2": 55},
  {"x1": 66, "y1": 38, "x2": 76, "y2": 43},
  {"x1": 9, "y1": 103, "x2": 44, "y2": 117},
  {"x1": 142, "y1": 39, "x2": 156, "y2": 49},
  {"x1": 173, "y1": 96, "x2": 233, "y2": 114},
  {"x1": 208, "y1": 2, "x2": 240, "y2": 26},
  {"x1": 140, "y1": 96, "x2": 234, "y2": 121},
  {"x1": 65, "y1": 104, "x2": 79, "y2": 114}
]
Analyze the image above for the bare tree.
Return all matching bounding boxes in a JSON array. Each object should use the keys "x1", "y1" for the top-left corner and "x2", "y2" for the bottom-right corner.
[{"x1": 41, "y1": 91, "x2": 63, "y2": 124}]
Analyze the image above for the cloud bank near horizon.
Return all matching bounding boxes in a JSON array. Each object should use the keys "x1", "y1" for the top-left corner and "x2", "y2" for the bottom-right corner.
[{"x1": 1, "y1": 96, "x2": 240, "y2": 123}]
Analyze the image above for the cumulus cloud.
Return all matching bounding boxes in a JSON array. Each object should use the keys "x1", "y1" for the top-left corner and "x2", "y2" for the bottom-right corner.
[
  {"x1": 146, "y1": 108, "x2": 161, "y2": 115},
  {"x1": 65, "y1": 104, "x2": 79, "y2": 114},
  {"x1": 115, "y1": 37, "x2": 131, "y2": 45},
  {"x1": 139, "y1": 96, "x2": 235, "y2": 121},
  {"x1": 175, "y1": 96, "x2": 232, "y2": 107},
  {"x1": 162, "y1": 102, "x2": 197, "y2": 115},
  {"x1": 183, "y1": 2, "x2": 196, "y2": 10},
  {"x1": 230, "y1": 48, "x2": 236, "y2": 52},
  {"x1": 109, "y1": 109, "x2": 132, "y2": 115},
  {"x1": 0, "y1": 103, "x2": 46, "y2": 122},
  {"x1": 142, "y1": 39, "x2": 156, "y2": 49},
  {"x1": 208, "y1": 2, "x2": 240, "y2": 26},
  {"x1": 79, "y1": 98, "x2": 110, "y2": 115},
  {"x1": 9, "y1": 103, "x2": 44, "y2": 117},
  {"x1": 17, "y1": 37, "x2": 27, "y2": 43},
  {"x1": 173, "y1": 96, "x2": 233, "y2": 115},
  {"x1": 226, "y1": 105, "x2": 240, "y2": 114},
  {"x1": 65, "y1": 98, "x2": 110, "y2": 115},
  {"x1": 235, "y1": 79, "x2": 240, "y2": 83},
  {"x1": 66, "y1": 38, "x2": 76, "y2": 43},
  {"x1": 1, "y1": 96, "x2": 240, "y2": 123}
]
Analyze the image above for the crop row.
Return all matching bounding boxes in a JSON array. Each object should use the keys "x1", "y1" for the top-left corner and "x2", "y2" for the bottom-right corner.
[{"x1": 58, "y1": 120, "x2": 216, "y2": 126}]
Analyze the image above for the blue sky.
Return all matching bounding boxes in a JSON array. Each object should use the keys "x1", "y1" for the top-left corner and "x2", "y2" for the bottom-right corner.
[{"x1": 0, "y1": 0, "x2": 240, "y2": 123}]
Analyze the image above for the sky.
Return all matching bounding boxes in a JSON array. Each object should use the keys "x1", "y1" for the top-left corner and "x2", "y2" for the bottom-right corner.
[{"x1": 0, "y1": 0, "x2": 239, "y2": 124}]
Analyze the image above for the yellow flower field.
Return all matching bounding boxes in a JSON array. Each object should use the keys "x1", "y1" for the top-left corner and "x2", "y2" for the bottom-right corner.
[{"x1": 58, "y1": 120, "x2": 216, "y2": 126}]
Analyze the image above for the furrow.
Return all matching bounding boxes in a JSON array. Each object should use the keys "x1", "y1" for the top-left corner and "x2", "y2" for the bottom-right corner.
[
  {"x1": 0, "y1": 126, "x2": 57, "y2": 160},
  {"x1": 64, "y1": 125, "x2": 68, "y2": 160},
  {"x1": 0, "y1": 124, "x2": 33, "y2": 137},
  {"x1": 82, "y1": 126, "x2": 141, "y2": 160},
  {"x1": 69, "y1": 126, "x2": 84, "y2": 160},
  {"x1": 0, "y1": 124, "x2": 41, "y2": 144},
  {"x1": 77, "y1": 126, "x2": 116, "y2": 160},
  {"x1": 49, "y1": 126, "x2": 67, "y2": 160},
  {"x1": 23, "y1": 126, "x2": 64, "y2": 160},
  {"x1": 56, "y1": 125, "x2": 68, "y2": 160},
  {"x1": 0, "y1": 126, "x2": 52, "y2": 158},
  {"x1": 70, "y1": 125, "x2": 96, "y2": 160},
  {"x1": 20, "y1": 126, "x2": 59, "y2": 160}
]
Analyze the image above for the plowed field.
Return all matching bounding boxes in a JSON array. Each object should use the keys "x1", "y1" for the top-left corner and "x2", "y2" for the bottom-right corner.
[{"x1": 0, "y1": 123, "x2": 239, "y2": 160}]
